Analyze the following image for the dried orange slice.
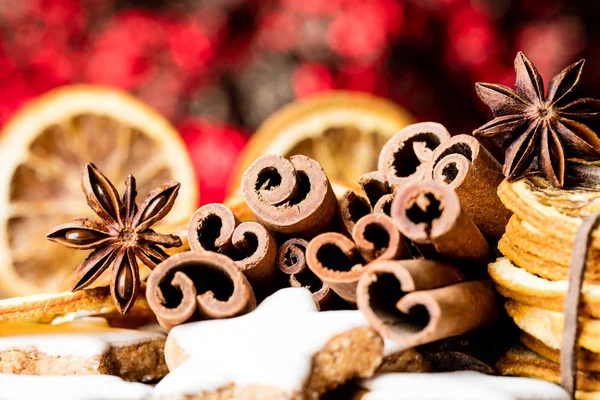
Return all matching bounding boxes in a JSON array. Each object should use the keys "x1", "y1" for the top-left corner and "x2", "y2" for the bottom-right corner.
[
  {"x1": 228, "y1": 91, "x2": 414, "y2": 194},
  {"x1": 0, "y1": 85, "x2": 198, "y2": 297}
]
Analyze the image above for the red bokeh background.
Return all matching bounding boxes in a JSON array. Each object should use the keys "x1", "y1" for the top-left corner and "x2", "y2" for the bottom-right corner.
[{"x1": 1, "y1": 0, "x2": 598, "y2": 203}]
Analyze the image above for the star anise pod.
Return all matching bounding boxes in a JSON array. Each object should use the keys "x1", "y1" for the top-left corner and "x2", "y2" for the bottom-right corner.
[
  {"x1": 46, "y1": 163, "x2": 182, "y2": 314},
  {"x1": 473, "y1": 51, "x2": 600, "y2": 187}
]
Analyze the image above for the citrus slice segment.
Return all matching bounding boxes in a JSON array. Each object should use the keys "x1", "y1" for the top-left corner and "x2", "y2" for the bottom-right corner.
[
  {"x1": 228, "y1": 91, "x2": 414, "y2": 194},
  {"x1": 0, "y1": 85, "x2": 198, "y2": 297}
]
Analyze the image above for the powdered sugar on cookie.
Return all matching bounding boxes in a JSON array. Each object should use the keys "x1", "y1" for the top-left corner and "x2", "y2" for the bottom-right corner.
[
  {"x1": 359, "y1": 371, "x2": 569, "y2": 400},
  {"x1": 0, "y1": 318, "x2": 164, "y2": 356},
  {"x1": 0, "y1": 374, "x2": 152, "y2": 400},
  {"x1": 156, "y1": 288, "x2": 389, "y2": 396}
]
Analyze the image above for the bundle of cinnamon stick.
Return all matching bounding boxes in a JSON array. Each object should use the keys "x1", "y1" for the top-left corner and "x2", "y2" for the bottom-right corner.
[{"x1": 145, "y1": 122, "x2": 509, "y2": 366}]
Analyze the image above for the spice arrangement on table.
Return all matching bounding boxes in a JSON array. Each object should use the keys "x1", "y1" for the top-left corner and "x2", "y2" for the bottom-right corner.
[{"x1": 0, "y1": 51, "x2": 599, "y2": 399}]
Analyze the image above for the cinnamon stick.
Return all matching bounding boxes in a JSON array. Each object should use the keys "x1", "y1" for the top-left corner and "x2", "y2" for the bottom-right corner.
[
  {"x1": 378, "y1": 122, "x2": 451, "y2": 190},
  {"x1": 146, "y1": 251, "x2": 256, "y2": 331},
  {"x1": 187, "y1": 203, "x2": 279, "y2": 296},
  {"x1": 276, "y1": 238, "x2": 334, "y2": 310},
  {"x1": 373, "y1": 193, "x2": 394, "y2": 216},
  {"x1": 241, "y1": 154, "x2": 337, "y2": 239},
  {"x1": 339, "y1": 190, "x2": 372, "y2": 237},
  {"x1": 427, "y1": 134, "x2": 510, "y2": 241},
  {"x1": 370, "y1": 194, "x2": 423, "y2": 259},
  {"x1": 306, "y1": 232, "x2": 364, "y2": 303},
  {"x1": 358, "y1": 171, "x2": 390, "y2": 207},
  {"x1": 391, "y1": 180, "x2": 493, "y2": 272},
  {"x1": 356, "y1": 260, "x2": 500, "y2": 350},
  {"x1": 351, "y1": 213, "x2": 409, "y2": 263}
]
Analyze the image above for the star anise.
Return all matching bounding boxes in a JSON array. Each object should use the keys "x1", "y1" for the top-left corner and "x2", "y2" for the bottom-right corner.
[
  {"x1": 473, "y1": 51, "x2": 600, "y2": 187},
  {"x1": 46, "y1": 163, "x2": 182, "y2": 314}
]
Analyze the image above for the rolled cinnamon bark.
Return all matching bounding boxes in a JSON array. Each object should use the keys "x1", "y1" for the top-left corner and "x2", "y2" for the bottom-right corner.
[
  {"x1": 357, "y1": 259, "x2": 466, "y2": 304},
  {"x1": 306, "y1": 232, "x2": 364, "y2": 303},
  {"x1": 339, "y1": 190, "x2": 372, "y2": 236},
  {"x1": 358, "y1": 171, "x2": 390, "y2": 207},
  {"x1": 427, "y1": 134, "x2": 510, "y2": 241},
  {"x1": 356, "y1": 260, "x2": 499, "y2": 350},
  {"x1": 339, "y1": 190, "x2": 372, "y2": 237},
  {"x1": 358, "y1": 196, "x2": 423, "y2": 260},
  {"x1": 187, "y1": 203, "x2": 279, "y2": 295},
  {"x1": 373, "y1": 193, "x2": 394, "y2": 216},
  {"x1": 351, "y1": 213, "x2": 409, "y2": 263},
  {"x1": 241, "y1": 154, "x2": 337, "y2": 239},
  {"x1": 392, "y1": 281, "x2": 500, "y2": 348},
  {"x1": 146, "y1": 251, "x2": 256, "y2": 331},
  {"x1": 378, "y1": 122, "x2": 450, "y2": 190},
  {"x1": 391, "y1": 180, "x2": 493, "y2": 271},
  {"x1": 276, "y1": 238, "x2": 333, "y2": 310},
  {"x1": 188, "y1": 203, "x2": 239, "y2": 253}
]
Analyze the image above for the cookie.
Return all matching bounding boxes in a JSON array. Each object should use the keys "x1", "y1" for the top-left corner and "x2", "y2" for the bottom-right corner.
[
  {"x1": 376, "y1": 348, "x2": 431, "y2": 373},
  {"x1": 155, "y1": 288, "x2": 386, "y2": 399},
  {"x1": 0, "y1": 317, "x2": 167, "y2": 382},
  {"x1": 159, "y1": 384, "x2": 295, "y2": 400},
  {"x1": 0, "y1": 374, "x2": 153, "y2": 400}
]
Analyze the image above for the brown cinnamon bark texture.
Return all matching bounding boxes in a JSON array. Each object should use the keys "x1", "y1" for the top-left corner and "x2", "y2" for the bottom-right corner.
[
  {"x1": 146, "y1": 251, "x2": 256, "y2": 331},
  {"x1": 276, "y1": 238, "x2": 334, "y2": 310},
  {"x1": 365, "y1": 196, "x2": 424, "y2": 260},
  {"x1": 358, "y1": 171, "x2": 390, "y2": 207},
  {"x1": 241, "y1": 154, "x2": 337, "y2": 239},
  {"x1": 187, "y1": 203, "x2": 279, "y2": 296},
  {"x1": 427, "y1": 134, "x2": 510, "y2": 241},
  {"x1": 373, "y1": 193, "x2": 394, "y2": 216},
  {"x1": 306, "y1": 232, "x2": 365, "y2": 303},
  {"x1": 351, "y1": 213, "x2": 409, "y2": 263},
  {"x1": 378, "y1": 122, "x2": 451, "y2": 190},
  {"x1": 391, "y1": 180, "x2": 493, "y2": 271},
  {"x1": 356, "y1": 260, "x2": 499, "y2": 350},
  {"x1": 339, "y1": 190, "x2": 372, "y2": 237}
]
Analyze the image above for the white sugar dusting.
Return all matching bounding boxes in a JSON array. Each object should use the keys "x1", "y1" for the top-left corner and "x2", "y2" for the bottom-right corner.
[
  {"x1": 155, "y1": 288, "x2": 379, "y2": 396},
  {"x1": 0, "y1": 318, "x2": 164, "y2": 356},
  {"x1": 0, "y1": 374, "x2": 152, "y2": 400},
  {"x1": 361, "y1": 372, "x2": 569, "y2": 400}
]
